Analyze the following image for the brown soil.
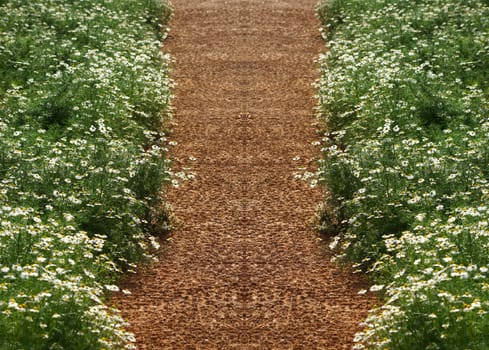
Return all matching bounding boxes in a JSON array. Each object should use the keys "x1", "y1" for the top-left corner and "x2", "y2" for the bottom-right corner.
[{"x1": 116, "y1": 1, "x2": 374, "y2": 349}]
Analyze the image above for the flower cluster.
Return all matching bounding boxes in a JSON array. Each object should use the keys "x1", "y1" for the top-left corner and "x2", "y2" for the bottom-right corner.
[
  {"x1": 317, "y1": 0, "x2": 489, "y2": 348},
  {"x1": 0, "y1": 0, "x2": 172, "y2": 348}
]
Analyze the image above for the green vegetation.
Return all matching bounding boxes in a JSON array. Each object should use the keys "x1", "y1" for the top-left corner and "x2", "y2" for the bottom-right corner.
[
  {"x1": 317, "y1": 0, "x2": 489, "y2": 348},
  {"x1": 0, "y1": 0, "x2": 172, "y2": 348}
]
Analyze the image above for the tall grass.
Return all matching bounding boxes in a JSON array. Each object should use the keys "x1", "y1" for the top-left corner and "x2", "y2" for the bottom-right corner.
[
  {"x1": 0, "y1": 0, "x2": 172, "y2": 348},
  {"x1": 317, "y1": 0, "x2": 489, "y2": 348}
]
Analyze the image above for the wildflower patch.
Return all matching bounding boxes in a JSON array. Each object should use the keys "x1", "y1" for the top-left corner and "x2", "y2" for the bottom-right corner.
[
  {"x1": 317, "y1": 0, "x2": 489, "y2": 348},
  {"x1": 0, "y1": 0, "x2": 172, "y2": 348}
]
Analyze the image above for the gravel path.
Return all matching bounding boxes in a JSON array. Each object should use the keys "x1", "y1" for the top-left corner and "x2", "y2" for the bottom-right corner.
[{"x1": 116, "y1": 1, "x2": 374, "y2": 348}]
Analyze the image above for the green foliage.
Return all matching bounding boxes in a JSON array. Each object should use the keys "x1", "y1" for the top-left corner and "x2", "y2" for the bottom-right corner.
[
  {"x1": 317, "y1": 0, "x2": 489, "y2": 348},
  {"x1": 0, "y1": 0, "x2": 172, "y2": 348}
]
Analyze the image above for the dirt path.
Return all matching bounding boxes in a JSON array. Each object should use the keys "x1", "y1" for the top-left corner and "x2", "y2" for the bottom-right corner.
[{"x1": 116, "y1": 1, "x2": 374, "y2": 348}]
